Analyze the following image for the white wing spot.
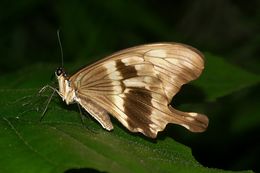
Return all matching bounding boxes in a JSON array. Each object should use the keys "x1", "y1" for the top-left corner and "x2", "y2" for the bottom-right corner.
[
  {"x1": 108, "y1": 71, "x2": 122, "y2": 80},
  {"x1": 121, "y1": 56, "x2": 144, "y2": 65},
  {"x1": 112, "y1": 96, "x2": 125, "y2": 114},
  {"x1": 147, "y1": 49, "x2": 167, "y2": 58},
  {"x1": 123, "y1": 78, "x2": 146, "y2": 87},
  {"x1": 189, "y1": 112, "x2": 198, "y2": 117},
  {"x1": 111, "y1": 95, "x2": 130, "y2": 127},
  {"x1": 185, "y1": 117, "x2": 195, "y2": 121},
  {"x1": 103, "y1": 61, "x2": 117, "y2": 73}
]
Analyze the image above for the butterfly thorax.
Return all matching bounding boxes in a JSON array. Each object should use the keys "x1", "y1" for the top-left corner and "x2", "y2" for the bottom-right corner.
[{"x1": 55, "y1": 68, "x2": 78, "y2": 105}]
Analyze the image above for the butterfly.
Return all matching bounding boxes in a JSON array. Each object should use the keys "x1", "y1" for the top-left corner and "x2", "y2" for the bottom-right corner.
[{"x1": 42, "y1": 43, "x2": 209, "y2": 138}]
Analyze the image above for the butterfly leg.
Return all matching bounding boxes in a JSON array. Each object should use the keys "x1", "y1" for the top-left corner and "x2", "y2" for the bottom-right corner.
[
  {"x1": 38, "y1": 85, "x2": 60, "y2": 121},
  {"x1": 39, "y1": 85, "x2": 59, "y2": 96},
  {"x1": 77, "y1": 103, "x2": 85, "y2": 125},
  {"x1": 40, "y1": 90, "x2": 56, "y2": 121}
]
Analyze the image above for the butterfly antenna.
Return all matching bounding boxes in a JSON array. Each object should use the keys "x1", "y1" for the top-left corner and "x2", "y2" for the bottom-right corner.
[{"x1": 57, "y1": 29, "x2": 64, "y2": 68}]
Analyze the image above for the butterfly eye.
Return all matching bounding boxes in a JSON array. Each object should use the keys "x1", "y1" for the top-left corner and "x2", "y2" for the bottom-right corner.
[{"x1": 55, "y1": 67, "x2": 63, "y2": 76}]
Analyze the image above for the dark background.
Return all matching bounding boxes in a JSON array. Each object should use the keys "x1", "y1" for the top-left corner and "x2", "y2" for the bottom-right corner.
[{"x1": 0, "y1": 0, "x2": 259, "y2": 172}]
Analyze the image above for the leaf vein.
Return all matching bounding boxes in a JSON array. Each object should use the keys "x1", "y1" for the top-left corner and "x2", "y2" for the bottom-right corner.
[{"x1": 3, "y1": 117, "x2": 57, "y2": 166}]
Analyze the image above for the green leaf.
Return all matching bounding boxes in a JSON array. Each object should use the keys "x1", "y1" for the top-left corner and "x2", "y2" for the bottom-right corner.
[
  {"x1": 0, "y1": 90, "x2": 251, "y2": 173},
  {"x1": 193, "y1": 53, "x2": 260, "y2": 101},
  {"x1": 0, "y1": 84, "x2": 253, "y2": 172}
]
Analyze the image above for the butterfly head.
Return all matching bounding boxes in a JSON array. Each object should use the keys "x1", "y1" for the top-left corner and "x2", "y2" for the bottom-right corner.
[
  {"x1": 55, "y1": 67, "x2": 76, "y2": 104},
  {"x1": 55, "y1": 67, "x2": 67, "y2": 78}
]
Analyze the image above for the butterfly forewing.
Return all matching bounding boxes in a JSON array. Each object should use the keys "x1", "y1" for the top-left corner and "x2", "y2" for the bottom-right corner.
[{"x1": 68, "y1": 43, "x2": 208, "y2": 138}]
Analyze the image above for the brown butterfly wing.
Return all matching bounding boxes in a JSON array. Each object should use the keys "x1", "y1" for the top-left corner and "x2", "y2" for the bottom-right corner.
[{"x1": 70, "y1": 43, "x2": 208, "y2": 138}]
